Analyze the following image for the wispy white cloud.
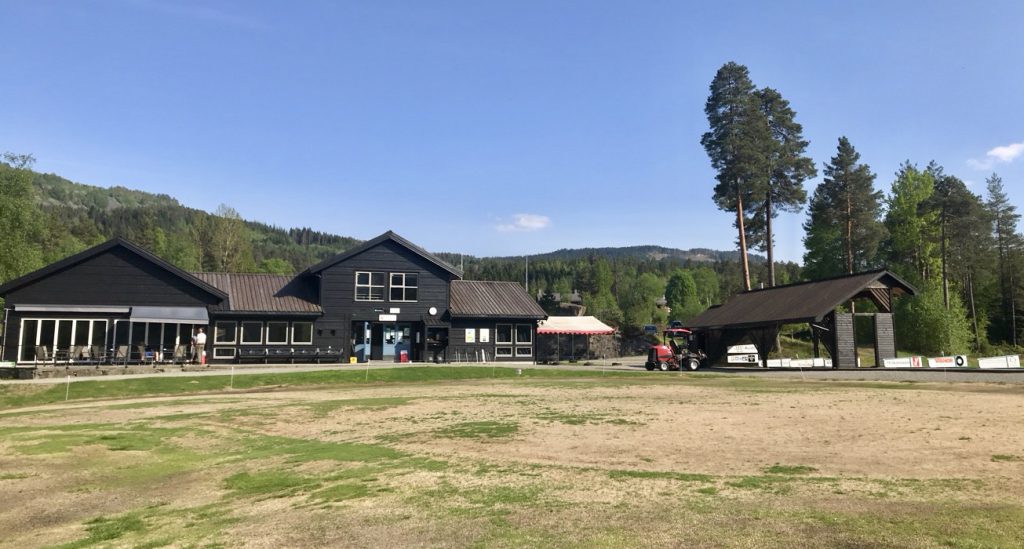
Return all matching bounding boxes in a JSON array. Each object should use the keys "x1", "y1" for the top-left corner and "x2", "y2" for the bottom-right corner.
[
  {"x1": 116, "y1": 0, "x2": 267, "y2": 31},
  {"x1": 967, "y1": 141, "x2": 1024, "y2": 171},
  {"x1": 496, "y1": 213, "x2": 551, "y2": 232}
]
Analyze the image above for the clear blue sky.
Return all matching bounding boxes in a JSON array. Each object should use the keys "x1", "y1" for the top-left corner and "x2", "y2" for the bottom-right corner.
[{"x1": 3, "y1": 1, "x2": 1023, "y2": 261}]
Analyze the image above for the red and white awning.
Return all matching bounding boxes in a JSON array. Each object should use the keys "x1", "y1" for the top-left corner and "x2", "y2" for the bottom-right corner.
[{"x1": 537, "y1": 316, "x2": 615, "y2": 335}]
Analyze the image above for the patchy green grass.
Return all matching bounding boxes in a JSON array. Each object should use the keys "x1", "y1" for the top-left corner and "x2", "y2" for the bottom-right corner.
[
  {"x1": 763, "y1": 464, "x2": 818, "y2": 475},
  {"x1": 434, "y1": 420, "x2": 519, "y2": 439},
  {"x1": 991, "y1": 454, "x2": 1021, "y2": 462},
  {"x1": 608, "y1": 470, "x2": 713, "y2": 483},
  {"x1": 306, "y1": 397, "x2": 415, "y2": 416},
  {"x1": 224, "y1": 470, "x2": 321, "y2": 499}
]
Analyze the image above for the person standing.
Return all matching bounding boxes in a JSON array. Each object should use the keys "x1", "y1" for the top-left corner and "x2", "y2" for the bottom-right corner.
[{"x1": 192, "y1": 327, "x2": 207, "y2": 364}]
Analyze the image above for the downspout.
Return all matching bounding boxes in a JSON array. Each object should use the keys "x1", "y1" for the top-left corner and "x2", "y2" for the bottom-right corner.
[{"x1": 1, "y1": 305, "x2": 9, "y2": 362}]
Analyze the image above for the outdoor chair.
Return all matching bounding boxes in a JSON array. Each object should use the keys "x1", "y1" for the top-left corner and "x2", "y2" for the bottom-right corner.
[
  {"x1": 136, "y1": 345, "x2": 153, "y2": 365},
  {"x1": 34, "y1": 345, "x2": 53, "y2": 367},
  {"x1": 89, "y1": 345, "x2": 108, "y2": 365},
  {"x1": 114, "y1": 345, "x2": 130, "y2": 366},
  {"x1": 171, "y1": 344, "x2": 188, "y2": 364}
]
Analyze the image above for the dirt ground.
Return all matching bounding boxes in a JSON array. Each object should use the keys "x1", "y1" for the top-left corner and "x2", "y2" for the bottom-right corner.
[{"x1": 2, "y1": 376, "x2": 1023, "y2": 547}]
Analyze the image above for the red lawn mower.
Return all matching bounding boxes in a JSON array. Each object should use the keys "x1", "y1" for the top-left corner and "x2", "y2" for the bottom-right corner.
[{"x1": 645, "y1": 328, "x2": 705, "y2": 371}]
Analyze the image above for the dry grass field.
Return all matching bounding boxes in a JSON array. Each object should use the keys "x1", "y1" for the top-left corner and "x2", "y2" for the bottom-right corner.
[{"x1": 1, "y1": 372, "x2": 1023, "y2": 547}]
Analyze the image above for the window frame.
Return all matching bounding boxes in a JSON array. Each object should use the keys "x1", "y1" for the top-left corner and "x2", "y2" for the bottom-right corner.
[
  {"x1": 355, "y1": 271, "x2": 386, "y2": 302},
  {"x1": 389, "y1": 272, "x2": 419, "y2": 302},
  {"x1": 515, "y1": 346, "x2": 533, "y2": 358},
  {"x1": 515, "y1": 324, "x2": 533, "y2": 345},
  {"x1": 240, "y1": 321, "x2": 263, "y2": 345},
  {"x1": 496, "y1": 324, "x2": 513, "y2": 344},
  {"x1": 213, "y1": 347, "x2": 236, "y2": 359},
  {"x1": 214, "y1": 321, "x2": 237, "y2": 345},
  {"x1": 495, "y1": 346, "x2": 513, "y2": 357},
  {"x1": 266, "y1": 321, "x2": 289, "y2": 345},
  {"x1": 291, "y1": 322, "x2": 314, "y2": 345}
]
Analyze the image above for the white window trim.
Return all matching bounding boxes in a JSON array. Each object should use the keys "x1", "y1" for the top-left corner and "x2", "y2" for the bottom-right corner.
[
  {"x1": 389, "y1": 272, "x2": 419, "y2": 302},
  {"x1": 215, "y1": 321, "x2": 237, "y2": 344},
  {"x1": 355, "y1": 271, "x2": 386, "y2": 302},
  {"x1": 240, "y1": 321, "x2": 263, "y2": 345},
  {"x1": 515, "y1": 324, "x2": 533, "y2": 345},
  {"x1": 496, "y1": 324, "x2": 513, "y2": 344},
  {"x1": 213, "y1": 347, "x2": 236, "y2": 359},
  {"x1": 495, "y1": 346, "x2": 513, "y2": 357},
  {"x1": 515, "y1": 346, "x2": 533, "y2": 357},
  {"x1": 266, "y1": 321, "x2": 289, "y2": 345},
  {"x1": 291, "y1": 322, "x2": 314, "y2": 345},
  {"x1": 17, "y1": 317, "x2": 109, "y2": 364}
]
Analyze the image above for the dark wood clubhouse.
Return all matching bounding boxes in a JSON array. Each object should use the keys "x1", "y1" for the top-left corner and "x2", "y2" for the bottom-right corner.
[{"x1": 0, "y1": 231, "x2": 546, "y2": 366}]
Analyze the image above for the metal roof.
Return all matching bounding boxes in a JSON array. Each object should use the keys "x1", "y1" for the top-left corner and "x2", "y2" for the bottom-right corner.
[
  {"x1": 192, "y1": 272, "x2": 322, "y2": 314},
  {"x1": 685, "y1": 269, "x2": 917, "y2": 330},
  {"x1": 449, "y1": 280, "x2": 547, "y2": 319}
]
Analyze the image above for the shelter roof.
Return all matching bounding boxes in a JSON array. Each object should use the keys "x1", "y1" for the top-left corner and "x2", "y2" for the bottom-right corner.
[
  {"x1": 0, "y1": 238, "x2": 227, "y2": 300},
  {"x1": 192, "y1": 272, "x2": 321, "y2": 314},
  {"x1": 685, "y1": 269, "x2": 916, "y2": 330},
  {"x1": 537, "y1": 315, "x2": 615, "y2": 335},
  {"x1": 305, "y1": 230, "x2": 462, "y2": 278},
  {"x1": 449, "y1": 280, "x2": 547, "y2": 319}
]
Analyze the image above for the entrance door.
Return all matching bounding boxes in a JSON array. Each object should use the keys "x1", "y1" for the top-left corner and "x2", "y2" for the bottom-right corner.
[{"x1": 370, "y1": 324, "x2": 384, "y2": 360}]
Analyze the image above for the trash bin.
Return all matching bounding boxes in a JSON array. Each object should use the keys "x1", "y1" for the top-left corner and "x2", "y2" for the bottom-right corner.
[
  {"x1": 349, "y1": 356, "x2": 357, "y2": 364},
  {"x1": 399, "y1": 350, "x2": 409, "y2": 363}
]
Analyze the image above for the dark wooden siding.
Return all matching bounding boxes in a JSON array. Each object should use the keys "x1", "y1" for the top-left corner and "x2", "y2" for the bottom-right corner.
[
  {"x1": 5, "y1": 247, "x2": 221, "y2": 308},
  {"x1": 450, "y1": 318, "x2": 535, "y2": 362},
  {"x1": 873, "y1": 313, "x2": 896, "y2": 363},
  {"x1": 316, "y1": 239, "x2": 455, "y2": 356},
  {"x1": 833, "y1": 313, "x2": 857, "y2": 368}
]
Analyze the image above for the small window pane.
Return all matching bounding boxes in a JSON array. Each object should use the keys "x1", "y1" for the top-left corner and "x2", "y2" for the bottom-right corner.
[
  {"x1": 495, "y1": 347, "x2": 513, "y2": 357},
  {"x1": 292, "y1": 322, "x2": 313, "y2": 344},
  {"x1": 516, "y1": 347, "x2": 533, "y2": 357},
  {"x1": 215, "y1": 322, "x2": 237, "y2": 344},
  {"x1": 241, "y1": 322, "x2": 262, "y2": 344},
  {"x1": 267, "y1": 322, "x2": 288, "y2": 344},
  {"x1": 370, "y1": 272, "x2": 385, "y2": 285},
  {"x1": 357, "y1": 272, "x2": 369, "y2": 285},
  {"x1": 496, "y1": 325, "x2": 513, "y2": 344},
  {"x1": 515, "y1": 325, "x2": 532, "y2": 345}
]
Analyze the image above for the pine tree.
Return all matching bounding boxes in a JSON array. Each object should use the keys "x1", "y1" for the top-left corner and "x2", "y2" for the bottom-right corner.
[
  {"x1": 919, "y1": 173, "x2": 987, "y2": 309},
  {"x1": 701, "y1": 62, "x2": 769, "y2": 291},
  {"x1": 747, "y1": 87, "x2": 815, "y2": 286},
  {"x1": 802, "y1": 137, "x2": 885, "y2": 277},
  {"x1": 986, "y1": 173, "x2": 1022, "y2": 345}
]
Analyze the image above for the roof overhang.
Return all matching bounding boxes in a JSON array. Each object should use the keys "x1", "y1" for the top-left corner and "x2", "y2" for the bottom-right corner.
[
  {"x1": 130, "y1": 306, "x2": 209, "y2": 324},
  {"x1": 13, "y1": 304, "x2": 131, "y2": 314}
]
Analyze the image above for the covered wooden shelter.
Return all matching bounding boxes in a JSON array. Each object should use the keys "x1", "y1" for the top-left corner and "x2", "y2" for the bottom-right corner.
[
  {"x1": 685, "y1": 270, "x2": 916, "y2": 368},
  {"x1": 536, "y1": 316, "x2": 615, "y2": 361}
]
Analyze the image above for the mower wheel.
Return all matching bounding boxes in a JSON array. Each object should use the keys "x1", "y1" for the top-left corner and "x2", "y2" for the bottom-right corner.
[
  {"x1": 658, "y1": 361, "x2": 670, "y2": 372},
  {"x1": 686, "y1": 357, "x2": 700, "y2": 371},
  {"x1": 645, "y1": 363, "x2": 655, "y2": 371}
]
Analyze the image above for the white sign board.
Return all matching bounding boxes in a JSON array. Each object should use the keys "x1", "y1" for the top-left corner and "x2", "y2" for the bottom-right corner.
[
  {"x1": 765, "y1": 358, "x2": 792, "y2": 368},
  {"x1": 883, "y1": 356, "x2": 924, "y2": 368},
  {"x1": 791, "y1": 358, "x2": 831, "y2": 368},
  {"x1": 728, "y1": 344, "x2": 759, "y2": 354},
  {"x1": 464, "y1": 328, "x2": 476, "y2": 343},
  {"x1": 927, "y1": 355, "x2": 967, "y2": 368},
  {"x1": 978, "y1": 355, "x2": 1022, "y2": 369},
  {"x1": 378, "y1": 314, "x2": 397, "y2": 322},
  {"x1": 727, "y1": 354, "x2": 760, "y2": 364},
  {"x1": 479, "y1": 328, "x2": 490, "y2": 343}
]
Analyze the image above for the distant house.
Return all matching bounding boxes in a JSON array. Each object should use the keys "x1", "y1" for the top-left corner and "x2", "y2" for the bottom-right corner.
[{"x1": 0, "y1": 231, "x2": 546, "y2": 366}]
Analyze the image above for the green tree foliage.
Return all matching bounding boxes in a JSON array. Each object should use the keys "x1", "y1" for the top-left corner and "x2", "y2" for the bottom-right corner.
[
  {"x1": 918, "y1": 173, "x2": 989, "y2": 308},
  {"x1": 702, "y1": 62, "x2": 769, "y2": 291},
  {"x1": 802, "y1": 137, "x2": 885, "y2": 278},
  {"x1": 0, "y1": 154, "x2": 45, "y2": 286},
  {"x1": 665, "y1": 270, "x2": 701, "y2": 321},
  {"x1": 894, "y1": 279, "x2": 973, "y2": 356},
  {"x1": 985, "y1": 173, "x2": 1023, "y2": 345},
  {"x1": 882, "y1": 163, "x2": 938, "y2": 285},
  {"x1": 746, "y1": 87, "x2": 815, "y2": 286}
]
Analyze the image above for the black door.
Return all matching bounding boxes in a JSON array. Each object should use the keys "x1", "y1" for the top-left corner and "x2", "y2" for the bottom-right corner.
[{"x1": 370, "y1": 323, "x2": 384, "y2": 360}]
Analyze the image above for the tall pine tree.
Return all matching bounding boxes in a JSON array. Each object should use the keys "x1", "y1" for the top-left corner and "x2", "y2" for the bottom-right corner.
[
  {"x1": 802, "y1": 137, "x2": 884, "y2": 277},
  {"x1": 986, "y1": 173, "x2": 1022, "y2": 345},
  {"x1": 701, "y1": 62, "x2": 769, "y2": 291}
]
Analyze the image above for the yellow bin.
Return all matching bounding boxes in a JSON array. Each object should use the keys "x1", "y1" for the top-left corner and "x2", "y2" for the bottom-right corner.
[{"x1": 349, "y1": 356, "x2": 357, "y2": 364}]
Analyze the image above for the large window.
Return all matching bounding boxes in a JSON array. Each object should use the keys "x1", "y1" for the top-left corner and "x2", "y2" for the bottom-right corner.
[
  {"x1": 389, "y1": 273, "x2": 418, "y2": 302},
  {"x1": 292, "y1": 322, "x2": 313, "y2": 345},
  {"x1": 241, "y1": 322, "x2": 263, "y2": 345},
  {"x1": 355, "y1": 271, "x2": 386, "y2": 301},
  {"x1": 496, "y1": 324, "x2": 513, "y2": 344},
  {"x1": 18, "y1": 318, "x2": 108, "y2": 363},
  {"x1": 515, "y1": 324, "x2": 533, "y2": 345},
  {"x1": 266, "y1": 322, "x2": 289, "y2": 345},
  {"x1": 215, "y1": 322, "x2": 237, "y2": 344}
]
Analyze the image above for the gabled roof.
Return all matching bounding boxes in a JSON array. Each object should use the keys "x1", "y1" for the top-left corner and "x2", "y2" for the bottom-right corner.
[
  {"x1": 686, "y1": 269, "x2": 917, "y2": 330},
  {"x1": 305, "y1": 230, "x2": 462, "y2": 278},
  {"x1": 449, "y1": 280, "x2": 547, "y2": 319},
  {"x1": 191, "y1": 272, "x2": 322, "y2": 314},
  {"x1": 0, "y1": 237, "x2": 227, "y2": 300}
]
